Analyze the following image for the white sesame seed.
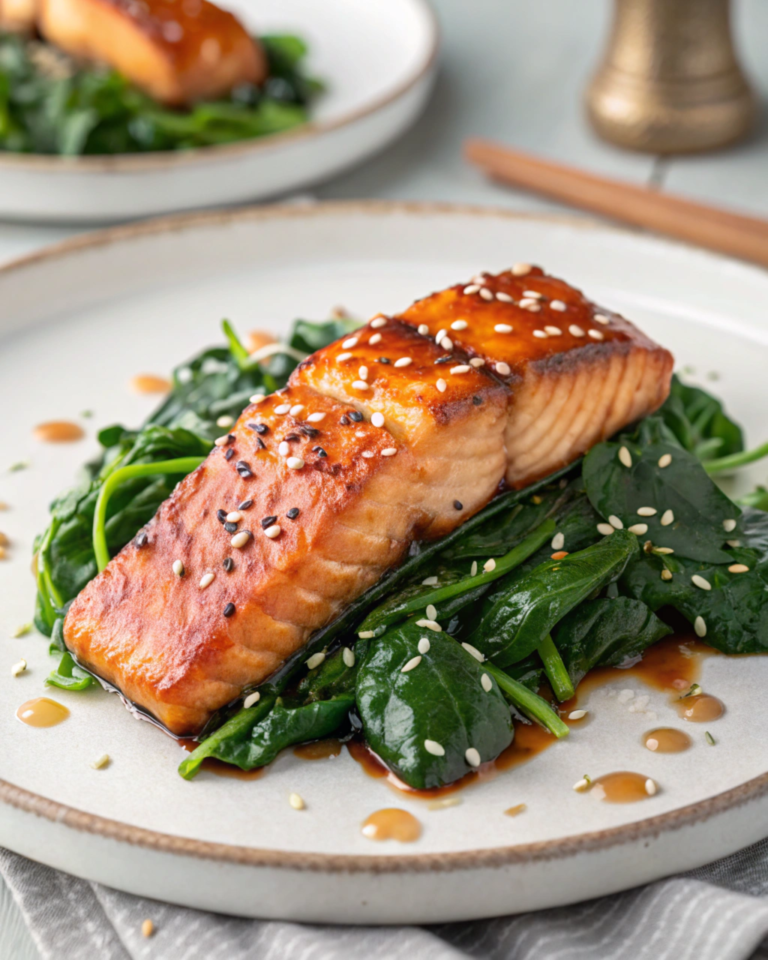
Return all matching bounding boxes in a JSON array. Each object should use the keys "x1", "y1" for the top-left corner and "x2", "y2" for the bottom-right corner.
[
  {"x1": 418, "y1": 637, "x2": 431, "y2": 654},
  {"x1": 11, "y1": 659, "x2": 26, "y2": 677},
  {"x1": 481, "y1": 673, "x2": 493, "y2": 693},
  {"x1": 172, "y1": 559, "x2": 184, "y2": 576},
  {"x1": 661, "y1": 569, "x2": 673, "y2": 581},
  {"x1": 422, "y1": 603, "x2": 436, "y2": 621},
  {"x1": 573, "y1": 778, "x2": 590, "y2": 792},
  {"x1": 628, "y1": 523, "x2": 648, "y2": 535},
  {"x1": 422, "y1": 576, "x2": 438, "y2": 586},
  {"x1": 465, "y1": 747, "x2": 481, "y2": 768},
  {"x1": 463, "y1": 284, "x2": 480, "y2": 295},
  {"x1": 637, "y1": 507, "x2": 657, "y2": 517},
  {"x1": 658, "y1": 454, "x2": 672, "y2": 468},
  {"x1": 533, "y1": 330, "x2": 548, "y2": 339},
  {"x1": 729, "y1": 564, "x2": 749, "y2": 574},
  {"x1": 594, "y1": 313, "x2": 610, "y2": 325},
  {"x1": 307, "y1": 412, "x2": 326, "y2": 423},
  {"x1": 231, "y1": 531, "x2": 252, "y2": 548},
  {"x1": 371, "y1": 317, "x2": 387, "y2": 329},
  {"x1": 660, "y1": 509, "x2": 674, "y2": 526},
  {"x1": 480, "y1": 288, "x2": 494, "y2": 301},
  {"x1": 569, "y1": 709, "x2": 588, "y2": 720},
  {"x1": 358, "y1": 365, "x2": 369, "y2": 381},
  {"x1": 496, "y1": 291, "x2": 514, "y2": 303},
  {"x1": 544, "y1": 326, "x2": 562, "y2": 336},
  {"x1": 495, "y1": 362, "x2": 511, "y2": 376},
  {"x1": 569, "y1": 324, "x2": 585, "y2": 337},
  {"x1": 494, "y1": 323, "x2": 513, "y2": 334},
  {"x1": 597, "y1": 523, "x2": 615, "y2": 536},
  {"x1": 521, "y1": 299, "x2": 541, "y2": 311},
  {"x1": 214, "y1": 435, "x2": 231, "y2": 447},
  {"x1": 342, "y1": 337, "x2": 359, "y2": 349},
  {"x1": 274, "y1": 403, "x2": 291, "y2": 415},
  {"x1": 249, "y1": 393, "x2": 266, "y2": 403},
  {"x1": 199, "y1": 573, "x2": 215, "y2": 589},
  {"x1": 483, "y1": 558, "x2": 496, "y2": 573},
  {"x1": 287, "y1": 456, "x2": 305, "y2": 470},
  {"x1": 216, "y1": 415, "x2": 234, "y2": 428},
  {"x1": 609, "y1": 515, "x2": 624, "y2": 530},
  {"x1": 226, "y1": 511, "x2": 243, "y2": 523},
  {"x1": 512, "y1": 262, "x2": 532, "y2": 276},
  {"x1": 352, "y1": 380, "x2": 369, "y2": 390},
  {"x1": 336, "y1": 352, "x2": 352, "y2": 363},
  {"x1": 278, "y1": 441, "x2": 290, "y2": 456},
  {"x1": 416, "y1": 619, "x2": 442, "y2": 632},
  {"x1": 307, "y1": 651, "x2": 326, "y2": 670},
  {"x1": 550, "y1": 300, "x2": 567, "y2": 312},
  {"x1": 551, "y1": 532, "x2": 565, "y2": 551},
  {"x1": 343, "y1": 647, "x2": 356, "y2": 668},
  {"x1": 242, "y1": 691, "x2": 261, "y2": 709},
  {"x1": 451, "y1": 320, "x2": 468, "y2": 330},
  {"x1": 382, "y1": 448, "x2": 397, "y2": 457},
  {"x1": 289, "y1": 793, "x2": 305, "y2": 810},
  {"x1": 655, "y1": 547, "x2": 675, "y2": 555},
  {"x1": 289, "y1": 404, "x2": 305, "y2": 417},
  {"x1": 588, "y1": 329, "x2": 604, "y2": 340},
  {"x1": 369, "y1": 333, "x2": 382, "y2": 345},
  {"x1": 523, "y1": 290, "x2": 543, "y2": 299},
  {"x1": 694, "y1": 616, "x2": 707, "y2": 637},
  {"x1": 435, "y1": 329, "x2": 447, "y2": 344},
  {"x1": 91, "y1": 754, "x2": 110, "y2": 769},
  {"x1": 451, "y1": 365, "x2": 471, "y2": 374},
  {"x1": 424, "y1": 739, "x2": 445, "y2": 756},
  {"x1": 440, "y1": 337, "x2": 453, "y2": 351},
  {"x1": 361, "y1": 451, "x2": 374, "y2": 458},
  {"x1": 437, "y1": 379, "x2": 447, "y2": 393},
  {"x1": 371, "y1": 412, "x2": 385, "y2": 428},
  {"x1": 727, "y1": 539, "x2": 741, "y2": 548},
  {"x1": 645, "y1": 778, "x2": 658, "y2": 796},
  {"x1": 619, "y1": 446, "x2": 633, "y2": 468},
  {"x1": 358, "y1": 630, "x2": 375, "y2": 639},
  {"x1": 469, "y1": 357, "x2": 486, "y2": 367},
  {"x1": 394, "y1": 357, "x2": 413, "y2": 368},
  {"x1": 471, "y1": 561, "x2": 478, "y2": 577},
  {"x1": 418, "y1": 324, "x2": 429, "y2": 335},
  {"x1": 692, "y1": 574, "x2": 711, "y2": 591},
  {"x1": 462, "y1": 642, "x2": 485, "y2": 663},
  {"x1": 723, "y1": 518, "x2": 737, "y2": 532},
  {"x1": 402, "y1": 656, "x2": 422, "y2": 673}
]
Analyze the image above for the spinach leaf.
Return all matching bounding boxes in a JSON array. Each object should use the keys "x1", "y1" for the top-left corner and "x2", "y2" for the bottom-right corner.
[
  {"x1": 46, "y1": 650, "x2": 94, "y2": 691},
  {"x1": 356, "y1": 625, "x2": 513, "y2": 789},
  {"x1": 178, "y1": 695, "x2": 278, "y2": 779},
  {"x1": 659, "y1": 374, "x2": 744, "y2": 462},
  {"x1": 469, "y1": 529, "x2": 639, "y2": 668},
  {"x1": 295, "y1": 645, "x2": 359, "y2": 702},
  {"x1": 583, "y1": 417, "x2": 738, "y2": 564},
  {"x1": 553, "y1": 597, "x2": 671, "y2": 688}
]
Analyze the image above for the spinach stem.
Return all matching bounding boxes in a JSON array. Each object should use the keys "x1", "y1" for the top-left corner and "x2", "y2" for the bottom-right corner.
[
  {"x1": 484, "y1": 663, "x2": 570, "y2": 739},
  {"x1": 537, "y1": 634, "x2": 575, "y2": 702},
  {"x1": 704, "y1": 441, "x2": 768, "y2": 475},
  {"x1": 92, "y1": 457, "x2": 207, "y2": 572}
]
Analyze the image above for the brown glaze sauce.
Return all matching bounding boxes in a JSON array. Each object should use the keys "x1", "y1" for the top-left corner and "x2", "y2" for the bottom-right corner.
[
  {"x1": 33, "y1": 421, "x2": 84, "y2": 443},
  {"x1": 589, "y1": 771, "x2": 655, "y2": 803},
  {"x1": 643, "y1": 728, "x2": 692, "y2": 753},
  {"x1": 130, "y1": 374, "x2": 172, "y2": 394},
  {"x1": 677, "y1": 694, "x2": 725, "y2": 723},
  {"x1": 293, "y1": 738, "x2": 343, "y2": 760},
  {"x1": 361, "y1": 808, "x2": 422, "y2": 843},
  {"x1": 17, "y1": 697, "x2": 70, "y2": 727}
]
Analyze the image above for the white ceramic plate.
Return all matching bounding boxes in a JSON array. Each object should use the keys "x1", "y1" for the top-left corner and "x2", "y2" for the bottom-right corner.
[
  {"x1": 1, "y1": 202, "x2": 768, "y2": 924},
  {"x1": 0, "y1": 0, "x2": 437, "y2": 223}
]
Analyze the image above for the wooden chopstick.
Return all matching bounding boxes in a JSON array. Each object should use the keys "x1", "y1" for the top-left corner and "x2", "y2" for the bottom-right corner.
[{"x1": 465, "y1": 139, "x2": 768, "y2": 270}]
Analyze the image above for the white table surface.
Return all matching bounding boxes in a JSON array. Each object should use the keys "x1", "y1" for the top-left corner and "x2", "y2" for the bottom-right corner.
[{"x1": 2, "y1": 1, "x2": 767, "y2": 955}]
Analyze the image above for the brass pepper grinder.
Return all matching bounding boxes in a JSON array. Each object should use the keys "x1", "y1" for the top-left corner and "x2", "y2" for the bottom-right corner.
[{"x1": 586, "y1": 0, "x2": 756, "y2": 153}]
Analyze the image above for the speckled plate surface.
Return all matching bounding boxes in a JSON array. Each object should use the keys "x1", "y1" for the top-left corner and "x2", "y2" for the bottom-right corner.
[{"x1": 0, "y1": 202, "x2": 767, "y2": 923}]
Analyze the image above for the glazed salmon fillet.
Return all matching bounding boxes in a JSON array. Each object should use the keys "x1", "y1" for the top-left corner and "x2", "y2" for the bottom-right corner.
[
  {"x1": 64, "y1": 268, "x2": 673, "y2": 736},
  {"x1": 38, "y1": 0, "x2": 266, "y2": 105}
]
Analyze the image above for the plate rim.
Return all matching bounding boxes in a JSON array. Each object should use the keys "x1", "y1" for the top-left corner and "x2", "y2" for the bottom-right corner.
[
  {"x1": 0, "y1": 0, "x2": 439, "y2": 174},
  {"x1": 2, "y1": 197, "x2": 766, "y2": 875}
]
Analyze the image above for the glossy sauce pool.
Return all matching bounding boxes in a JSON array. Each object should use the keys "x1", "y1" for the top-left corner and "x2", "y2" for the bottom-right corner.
[
  {"x1": 643, "y1": 728, "x2": 693, "y2": 753},
  {"x1": 16, "y1": 698, "x2": 70, "y2": 727},
  {"x1": 589, "y1": 771, "x2": 656, "y2": 803},
  {"x1": 33, "y1": 421, "x2": 84, "y2": 443},
  {"x1": 677, "y1": 694, "x2": 725, "y2": 723},
  {"x1": 361, "y1": 808, "x2": 422, "y2": 843},
  {"x1": 130, "y1": 374, "x2": 172, "y2": 394}
]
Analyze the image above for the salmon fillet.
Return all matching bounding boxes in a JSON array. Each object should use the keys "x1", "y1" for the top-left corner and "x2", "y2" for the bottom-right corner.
[
  {"x1": 38, "y1": 0, "x2": 266, "y2": 106},
  {"x1": 0, "y1": 0, "x2": 36, "y2": 32},
  {"x1": 64, "y1": 269, "x2": 673, "y2": 736}
]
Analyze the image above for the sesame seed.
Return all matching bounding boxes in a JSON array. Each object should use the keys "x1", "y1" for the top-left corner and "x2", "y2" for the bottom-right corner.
[
  {"x1": 660, "y1": 509, "x2": 674, "y2": 526},
  {"x1": 597, "y1": 523, "x2": 614, "y2": 536},
  {"x1": 226, "y1": 511, "x2": 243, "y2": 524},
  {"x1": 551, "y1": 532, "x2": 565, "y2": 551},
  {"x1": 261, "y1": 515, "x2": 278, "y2": 529},
  {"x1": 424, "y1": 739, "x2": 445, "y2": 756},
  {"x1": 609, "y1": 515, "x2": 624, "y2": 530},
  {"x1": 91, "y1": 754, "x2": 110, "y2": 769},
  {"x1": 274, "y1": 404, "x2": 291, "y2": 415},
  {"x1": 661, "y1": 569, "x2": 673, "y2": 581},
  {"x1": 469, "y1": 357, "x2": 485, "y2": 367},
  {"x1": 471, "y1": 561, "x2": 478, "y2": 577},
  {"x1": 11, "y1": 659, "x2": 26, "y2": 677},
  {"x1": 371, "y1": 317, "x2": 387, "y2": 329},
  {"x1": 236, "y1": 461, "x2": 253, "y2": 478},
  {"x1": 569, "y1": 710, "x2": 587, "y2": 720},
  {"x1": 628, "y1": 523, "x2": 648, "y2": 535},
  {"x1": 223, "y1": 602, "x2": 236, "y2": 618},
  {"x1": 214, "y1": 435, "x2": 230, "y2": 447},
  {"x1": 480, "y1": 288, "x2": 494, "y2": 301},
  {"x1": 358, "y1": 365, "x2": 369, "y2": 381},
  {"x1": 594, "y1": 313, "x2": 610, "y2": 325},
  {"x1": 289, "y1": 793, "x2": 305, "y2": 810},
  {"x1": 533, "y1": 329, "x2": 547, "y2": 339},
  {"x1": 496, "y1": 291, "x2": 514, "y2": 303},
  {"x1": 465, "y1": 747, "x2": 481, "y2": 768},
  {"x1": 658, "y1": 454, "x2": 672, "y2": 468},
  {"x1": 544, "y1": 326, "x2": 562, "y2": 336},
  {"x1": 289, "y1": 404, "x2": 305, "y2": 417},
  {"x1": 142, "y1": 920, "x2": 154, "y2": 938},
  {"x1": 424, "y1": 604, "x2": 438, "y2": 621},
  {"x1": 645, "y1": 778, "x2": 658, "y2": 796},
  {"x1": 368, "y1": 412, "x2": 384, "y2": 429},
  {"x1": 342, "y1": 337, "x2": 359, "y2": 349},
  {"x1": 216, "y1": 414, "x2": 234, "y2": 428},
  {"x1": 278, "y1": 441, "x2": 290, "y2": 457},
  {"x1": 382, "y1": 448, "x2": 397, "y2": 457},
  {"x1": 249, "y1": 393, "x2": 266, "y2": 403},
  {"x1": 416, "y1": 619, "x2": 442, "y2": 632},
  {"x1": 462, "y1": 642, "x2": 485, "y2": 663},
  {"x1": 454, "y1": 500, "x2": 463, "y2": 511},
  {"x1": 550, "y1": 300, "x2": 566, "y2": 311},
  {"x1": 569, "y1": 324, "x2": 585, "y2": 337},
  {"x1": 440, "y1": 337, "x2": 453, "y2": 351},
  {"x1": 418, "y1": 324, "x2": 429, "y2": 335},
  {"x1": 394, "y1": 357, "x2": 413, "y2": 369},
  {"x1": 495, "y1": 323, "x2": 513, "y2": 334},
  {"x1": 637, "y1": 507, "x2": 657, "y2": 517},
  {"x1": 436, "y1": 379, "x2": 447, "y2": 393},
  {"x1": 573, "y1": 778, "x2": 590, "y2": 792},
  {"x1": 512, "y1": 262, "x2": 532, "y2": 276},
  {"x1": 336, "y1": 352, "x2": 352, "y2": 363},
  {"x1": 343, "y1": 647, "x2": 356, "y2": 668},
  {"x1": 224, "y1": 449, "x2": 234, "y2": 462},
  {"x1": 422, "y1": 576, "x2": 438, "y2": 587},
  {"x1": 418, "y1": 637, "x2": 431, "y2": 654},
  {"x1": 223, "y1": 557, "x2": 234, "y2": 572},
  {"x1": 362, "y1": 451, "x2": 374, "y2": 459},
  {"x1": 244, "y1": 691, "x2": 260, "y2": 708},
  {"x1": 463, "y1": 284, "x2": 480, "y2": 295},
  {"x1": 435, "y1": 328, "x2": 447, "y2": 344},
  {"x1": 307, "y1": 412, "x2": 326, "y2": 424},
  {"x1": 352, "y1": 380, "x2": 369, "y2": 391},
  {"x1": 172, "y1": 559, "x2": 184, "y2": 577},
  {"x1": 481, "y1": 673, "x2": 493, "y2": 693},
  {"x1": 306, "y1": 651, "x2": 325, "y2": 669},
  {"x1": 521, "y1": 299, "x2": 541, "y2": 311},
  {"x1": 264, "y1": 524, "x2": 281, "y2": 539},
  {"x1": 483, "y1": 558, "x2": 496, "y2": 573},
  {"x1": 199, "y1": 573, "x2": 215, "y2": 589},
  {"x1": 358, "y1": 630, "x2": 375, "y2": 639},
  {"x1": 588, "y1": 329, "x2": 604, "y2": 341},
  {"x1": 349, "y1": 411, "x2": 363, "y2": 422},
  {"x1": 692, "y1": 574, "x2": 711, "y2": 591},
  {"x1": 451, "y1": 365, "x2": 471, "y2": 374},
  {"x1": 694, "y1": 616, "x2": 707, "y2": 637},
  {"x1": 231, "y1": 531, "x2": 252, "y2": 548},
  {"x1": 402, "y1": 656, "x2": 422, "y2": 673},
  {"x1": 619, "y1": 446, "x2": 633, "y2": 468},
  {"x1": 523, "y1": 290, "x2": 543, "y2": 299},
  {"x1": 655, "y1": 547, "x2": 675, "y2": 555},
  {"x1": 451, "y1": 320, "x2": 468, "y2": 330},
  {"x1": 495, "y1": 362, "x2": 511, "y2": 376},
  {"x1": 369, "y1": 333, "x2": 382, "y2": 345},
  {"x1": 727, "y1": 539, "x2": 741, "y2": 548},
  {"x1": 723, "y1": 518, "x2": 737, "y2": 532},
  {"x1": 729, "y1": 563, "x2": 749, "y2": 573}
]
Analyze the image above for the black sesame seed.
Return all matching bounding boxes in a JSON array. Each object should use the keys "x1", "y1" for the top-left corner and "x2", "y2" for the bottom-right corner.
[
  {"x1": 339, "y1": 416, "x2": 350, "y2": 426},
  {"x1": 223, "y1": 602, "x2": 236, "y2": 618},
  {"x1": 454, "y1": 500, "x2": 463, "y2": 511},
  {"x1": 285, "y1": 433, "x2": 300, "y2": 442},
  {"x1": 236, "y1": 461, "x2": 253, "y2": 478},
  {"x1": 256, "y1": 437, "x2": 266, "y2": 450},
  {"x1": 249, "y1": 423, "x2": 268, "y2": 435},
  {"x1": 313, "y1": 446, "x2": 328, "y2": 458},
  {"x1": 224, "y1": 448, "x2": 234, "y2": 461},
  {"x1": 473, "y1": 396, "x2": 483, "y2": 406},
  {"x1": 435, "y1": 355, "x2": 454, "y2": 364},
  {"x1": 349, "y1": 411, "x2": 363, "y2": 423},
  {"x1": 286, "y1": 507, "x2": 300, "y2": 520},
  {"x1": 238, "y1": 499, "x2": 253, "y2": 510},
  {"x1": 217, "y1": 509, "x2": 227, "y2": 524},
  {"x1": 222, "y1": 557, "x2": 234, "y2": 572},
  {"x1": 261, "y1": 515, "x2": 278, "y2": 529},
  {"x1": 135, "y1": 531, "x2": 148, "y2": 548},
  {"x1": 377, "y1": 357, "x2": 391, "y2": 365},
  {"x1": 224, "y1": 521, "x2": 238, "y2": 533},
  {"x1": 300, "y1": 425, "x2": 319, "y2": 438}
]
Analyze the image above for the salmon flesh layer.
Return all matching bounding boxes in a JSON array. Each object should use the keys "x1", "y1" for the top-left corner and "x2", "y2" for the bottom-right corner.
[{"x1": 64, "y1": 268, "x2": 673, "y2": 735}]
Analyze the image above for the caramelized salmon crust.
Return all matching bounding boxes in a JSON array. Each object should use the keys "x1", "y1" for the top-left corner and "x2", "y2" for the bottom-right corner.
[{"x1": 64, "y1": 267, "x2": 673, "y2": 736}]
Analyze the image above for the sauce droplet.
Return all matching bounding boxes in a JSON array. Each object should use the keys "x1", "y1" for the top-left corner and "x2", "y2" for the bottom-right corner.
[
  {"x1": 17, "y1": 697, "x2": 70, "y2": 727},
  {"x1": 677, "y1": 694, "x2": 725, "y2": 723},
  {"x1": 361, "y1": 808, "x2": 422, "y2": 843},
  {"x1": 130, "y1": 374, "x2": 172, "y2": 395},
  {"x1": 589, "y1": 771, "x2": 656, "y2": 803},
  {"x1": 294, "y1": 739, "x2": 342, "y2": 760},
  {"x1": 643, "y1": 728, "x2": 692, "y2": 753},
  {"x1": 33, "y1": 421, "x2": 84, "y2": 443}
]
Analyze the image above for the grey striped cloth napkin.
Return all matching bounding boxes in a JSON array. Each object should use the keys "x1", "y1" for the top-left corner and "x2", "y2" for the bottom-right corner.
[{"x1": 2, "y1": 840, "x2": 768, "y2": 960}]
